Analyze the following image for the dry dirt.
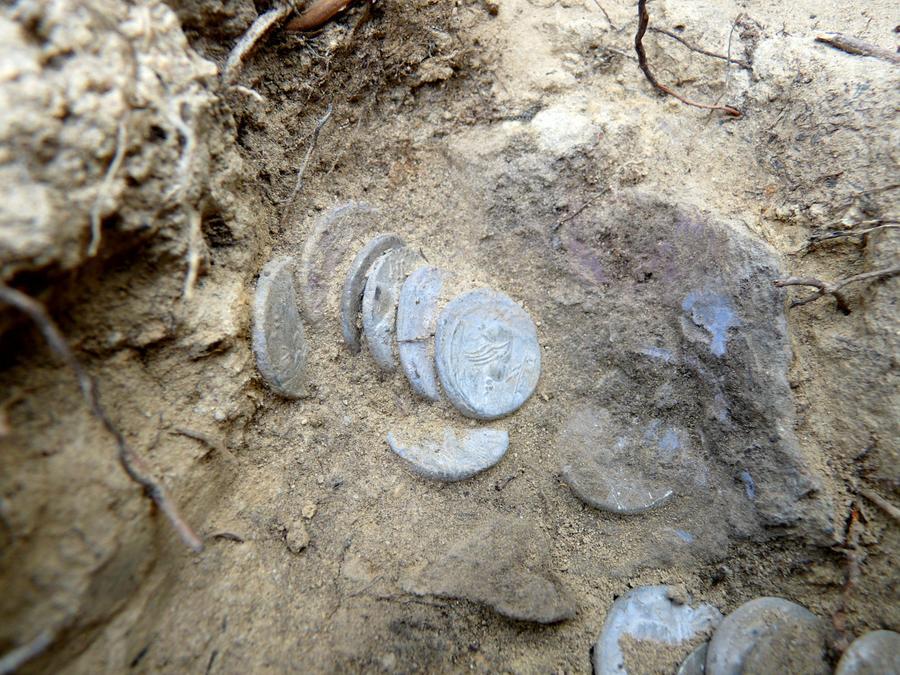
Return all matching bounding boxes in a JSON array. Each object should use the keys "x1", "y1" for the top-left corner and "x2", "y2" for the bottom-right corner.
[{"x1": 0, "y1": 0, "x2": 898, "y2": 673}]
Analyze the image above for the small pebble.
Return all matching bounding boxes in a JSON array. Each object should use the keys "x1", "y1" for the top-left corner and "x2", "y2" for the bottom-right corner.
[
  {"x1": 593, "y1": 585, "x2": 722, "y2": 675},
  {"x1": 251, "y1": 256, "x2": 309, "y2": 398},
  {"x1": 435, "y1": 288, "x2": 541, "y2": 420},
  {"x1": 302, "y1": 502, "x2": 317, "y2": 519},
  {"x1": 387, "y1": 427, "x2": 509, "y2": 481},
  {"x1": 835, "y1": 630, "x2": 900, "y2": 675},
  {"x1": 285, "y1": 520, "x2": 310, "y2": 553},
  {"x1": 340, "y1": 233, "x2": 404, "y2": 353}
]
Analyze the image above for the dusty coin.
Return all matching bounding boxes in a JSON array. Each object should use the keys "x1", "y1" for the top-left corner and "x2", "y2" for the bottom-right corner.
[
  {"x1": 362, "y1": 246, "x2": 424, "y2": 371},
  {"x1": 705, "y1": 597, "x2": 826, "y2": 675},
  {"x1": 297, "y1": 202, "x2": 376, "y2": 325},
  {"x1": 835, "y1": 630, "x2": 900, "y2": 675},
  {"x1": 435, "y1": 288, "x2": 541, "y2": 420},
  {"x1": 397, "y1": 266, "x2": 445, "y2": 400},
  {"x1": 251, "y1": 256, "x2": 309, "y2": 398},
  {"x1": 676, "y1": 643, "x2": 709, "y2": 675},
  {"x1": 593, "y1": 585, "x2": 722, "y2": 675},
  {"x1": 386, "y1": 427, "x2": 508, "y2": 481},
  {"x1": 339, "y1": 233, "x2": 404, "y2": 353}
]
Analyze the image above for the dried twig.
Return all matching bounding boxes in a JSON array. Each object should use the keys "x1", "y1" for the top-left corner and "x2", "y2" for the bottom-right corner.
[
  {"x1": 815, "y1": 34, "x2": 900, "y2": 65},
  {"x1": 791, "y1": 221, "x2": 899, "y2": 255},
  {"x1": 286, "y1": 0, "x2": 357, "y2": 32},
  {"x1": 831, "y1": 504, "x2": 864, "y2": 653},
  {"x1": 223, "y1": 4, "x2": 294, "y2": 84},
  {"x1": 0, "y1": 629, "x2": 55, "y2": 675},
  {"x1": 773, "y1": 265, "x2": 900, "y2": 313},
  {"x1": 650, "y1": 27, "x2": 751, "y2": 69},
  {"x1": 0, "y1": 284, "x2": 203, "y2": 552},
  {"x1": 88, "y1": 117, "x2": 128, "y2": 257},
  {"x1": 591, "y1": 0, "x2": 617, "y2": 30},
  {"x1": 634, "y1": 0, "x2": 742, "y2": 117},
  {"x1": 860, "y1": 488, "x2": 900, "y2": 522}
]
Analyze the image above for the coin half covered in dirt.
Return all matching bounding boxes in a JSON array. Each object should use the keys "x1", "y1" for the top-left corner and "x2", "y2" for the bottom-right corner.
[
  {"x1": 252, "y1": 256, "x2": 309, "y2": 398},
  {"x1": 386, "y1": 427, "x2": 508, "y2": 481},
  {"x1": 397, "y1": 266, "x2": 445, "y2": 400},
  {"x1": 434, "y1": 288, "x2": 541, "y2": 420},
  {"x1": 340, "y1": 233, "x2": 404, "y2": 353},
  {"x1": 676, "y1": 643, "x2": 709, "y2": 675},
  {"x1": 297, "y1": 202, "x2": 376, "y2": 325},
  {"x1": 362, "y1": 246, "x2": 424, "y2": 371},
  {"x1": 705, "y1": 597, "x2": 827, "y2": 675},
  {"x1": 835, "y1": 630, "x2": 900, "y2": 675},
  {"x1": 593, "y1": 585, "x2": 722, "y2": 675}
]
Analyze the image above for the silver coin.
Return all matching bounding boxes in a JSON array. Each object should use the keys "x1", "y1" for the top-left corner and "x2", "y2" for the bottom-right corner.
[
  {"x1": 397, "y1": 266, "x2": 445, "y2": 400},
  {"x1": 251, "y1": 256, "x2": 308, "y2": 398},
  {"x1": 435, "y1": 289, "x2": 541, "y2": 420},
  {"x1": 339, "y1": 233, "x2": 404, "y2": 353},
  {"x1": 362, "y1": 246, "x2": 424, "y2": 371},
  {"x1": 386, "y1": 427, "x2": 509, "y2": 481},
  {"x1": 297, "y1": 202, "x2": 376, "y2": 325},
  {"x1": 593, "y1": 585, "x2": 722, "y2": 675},
  {"x1": 835, "y1": 631, "x2": 900, "y2": 675},
  {"x1": 676, "y1": 643, "x2": 709, "y2": 675}
]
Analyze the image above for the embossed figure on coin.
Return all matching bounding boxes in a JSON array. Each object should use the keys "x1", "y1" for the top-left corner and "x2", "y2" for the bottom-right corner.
[{"x1": 435, "y1": 289, "x2": 541, "y2": 420}]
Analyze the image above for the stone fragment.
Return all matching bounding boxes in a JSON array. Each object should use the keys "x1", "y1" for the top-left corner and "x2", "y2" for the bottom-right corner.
[
  {"x1": 593, "y1": 585, "x2": 722, "y2": 675},
  {"x1": 435, "y1": 288, "x2": 541, "y2": 420},
  {"x1": 705, "y1": 597, "x2": 827, "y2": 675},
  {"x1": 397, "y1": 266, "x2": 445, "y2": 400},
  {"x1": 251, "y1": 256, "x2": 308, "y2": 398},
  {"x1": 835, "y1": 630, "x2": 900, "y2": 675},
  {"x1": 340, "y1": 233, "x2": 404, "y2": 352},
  {"x1": 297, "y1": 202, "x2": 376, "y2": 324},
  {"x1": 362, "y1": 246, "x2": 424, "y2": 371},
  {"x1": 405, "y1": 516, "x2": 575, "y2": 624},
  {"x1": 676, "y1": 643, "x2": 708, "y2": 675},
  {"x1": 285, "y1": 520, "x2": 309, "y2": 554},
  {"x1": 386, "y1": 427, "x2": 508, "y2": 481}
]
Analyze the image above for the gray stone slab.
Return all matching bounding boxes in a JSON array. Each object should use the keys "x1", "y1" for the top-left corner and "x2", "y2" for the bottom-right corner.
[
  {"x1": 361, "y1": 246, "x2": 424, "y2": 371},
  {"x1": 593, "y1": 585, "x2": 722, "y2": 675},
  {"x1": 706, "y1": 597, "x2": 826, "y2": 675},
  {"x1": 435, "y1": 288, "x2": 541, "y2": 420},
  {"x1": 397, "y1": 267, "x2": 445, "y2": 400},
  {"x1": 386, "y1": 427, "x2": 508, "y2": 481},
  {"x1": 297, "y1": 202, "x2": 376, "y2": 325},
  {"x1": 251, "y1": 256, "x2": 308, "y2": 398},
  {"x1": 835, "y1": 630, "x2": 900, "y2": 675},
  {"x1": 339, "y1": 233, "x2": 403, "y2": 353},
  {"x1": 676, "y1": 643, "x2": 708, "y2": 675}
]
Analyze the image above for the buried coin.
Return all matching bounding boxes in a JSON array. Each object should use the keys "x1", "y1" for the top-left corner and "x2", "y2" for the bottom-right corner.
[
  {"x1": 835, "y1": 630, "x2": 900, "y2": 675},
  {"x1": 362, "y1": 246, "x2": 424, "y2": 371},
  {"x1": 340, "y1": 233, "x2": 404, "y2": 353},
  {"x1": 435, "y1": 289, "x2": 541, "y2": 420},
  {"x1": 251, "y1": 256, "x2": 309, "y2": 398},
  {"x1": 386, "y1": 427, "x2": 509, "y2": 481},
  {"x1": 397, "y1": 266, "x2": 445, "y2": 400}
]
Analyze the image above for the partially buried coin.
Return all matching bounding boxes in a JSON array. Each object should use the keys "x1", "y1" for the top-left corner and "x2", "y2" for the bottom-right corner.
[
  {"x1": 835, "y1": 630, "x2": 900, "y2": 675},
  {"x1": 397, "y1": 266, "x2": 445, "y2": 400},
  {"x1": 252, "y1": 256, "x2": 308, "y2": 398},
  {"x1": 362, "y1": 246, "x2": 424, "y2": 371},
  {"x1": 435, "y1": 289, "x2": 541, "y2": 420},
  {"x1": 340, "y1": 233, "x2": 404, "y2": 353},
  {"x1": 386, "y1": 427, "x2": 509, "y2": 481}
]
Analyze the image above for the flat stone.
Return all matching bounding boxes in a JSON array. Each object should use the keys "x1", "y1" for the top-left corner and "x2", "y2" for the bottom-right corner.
[
  {"x1": 397, "y1": 266, "x2": 445, "y2": 400},
  {"x1": 435, "y1": 288, "x2": 541, "y2": 420},
  {"x1": 405, "y1": 516, "x2": 575, "y2": 624},
  {"x1": 386, "y1": 427, "x2": 508, "y2": 481},
  {"x1": 676, "y1": 643, "x2": 708, "y2": 675},
  {"x1": 340, "y1": 233, "x2": 404, "y2": 353},
  {"x1": 362, "y1": 246, "x2": 424, "y2": 371},
  {"x1": 251, "y1": 256, "x2": 308, "y2": 398},
  {"x1": 593, "y1": 585, "x2": 722, "y2": 675},
  {"x1": 706, "y1": 597, "x2": 826, "y2": 675},
  {"x1": 297, "y1": 202, "x2": 376, "y2": 324},
  {"x1": 835, "y1": 631, "x2": 900, "y2": 675},
  {"x1": 559, "y1": 406, "x2": 682, "y2": 515}
]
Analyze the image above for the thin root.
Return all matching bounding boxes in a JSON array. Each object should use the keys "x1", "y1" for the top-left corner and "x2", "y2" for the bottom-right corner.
[
  {"x1": 280, "y1": 103, "x2": 334, "y2": 222},
  {"x1": 0, "y1": 284, "x2": 203, "y2": 553},
  {"x1": 88, "y1": 117, "x2": 128, "y2": 257},
  {"x1": 650, "y1": 26, "x2": 751, "y2": 69},
  {"x1": 815, "y1": 33, "x2": 900, "y2": 65},
  {"x1": 635, "y1": 0, "x2": 742, "y2": 117},
  {"x1": 0, "y1": 629, "x2": 55, "y2": 675},
  {"x1": 223, "y1": 4, "x2": 294, "y2": 84},
  {"x1": 791, "y1": 221, "x2": 899, "y2": 255},
  {"x1": 773, "y1": 265, "x2": 900, "y2": 313},
  {"x1": 860, "y1": 488, "x2": 900, "y2": 522}
]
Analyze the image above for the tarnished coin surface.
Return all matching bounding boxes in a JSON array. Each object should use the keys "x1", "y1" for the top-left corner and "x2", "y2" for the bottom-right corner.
[
  {"x1": 835, "y1": 631, "x2": 900, "y2": 675},
  {"x1": 362, "y1": 246, "x2": 424, "y2": 371},
  {"x1": 297, "y1": 202, "x2": 376, "y2": 324},
  {"x1": 252, "y1": 256, "x2": 308, "y2": 398},
  {"x1": 676, "y1": 643, "x2": 709, "y2": 675},
  {"x1": 340, "y1": 233, "x2": 404, "y2": 353},
  {"x1": 593, "y1": 585, "x2": 722, "y2": 675},
  {"x1": 435, "y1": 289, "x2": 541, "y2": 420},
  {"x1": 386, "y1": 427, "x2": 509, "y2": 481},
  {"x1": 397, "y1": 267, "x2": 445, "y2": 400}
]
